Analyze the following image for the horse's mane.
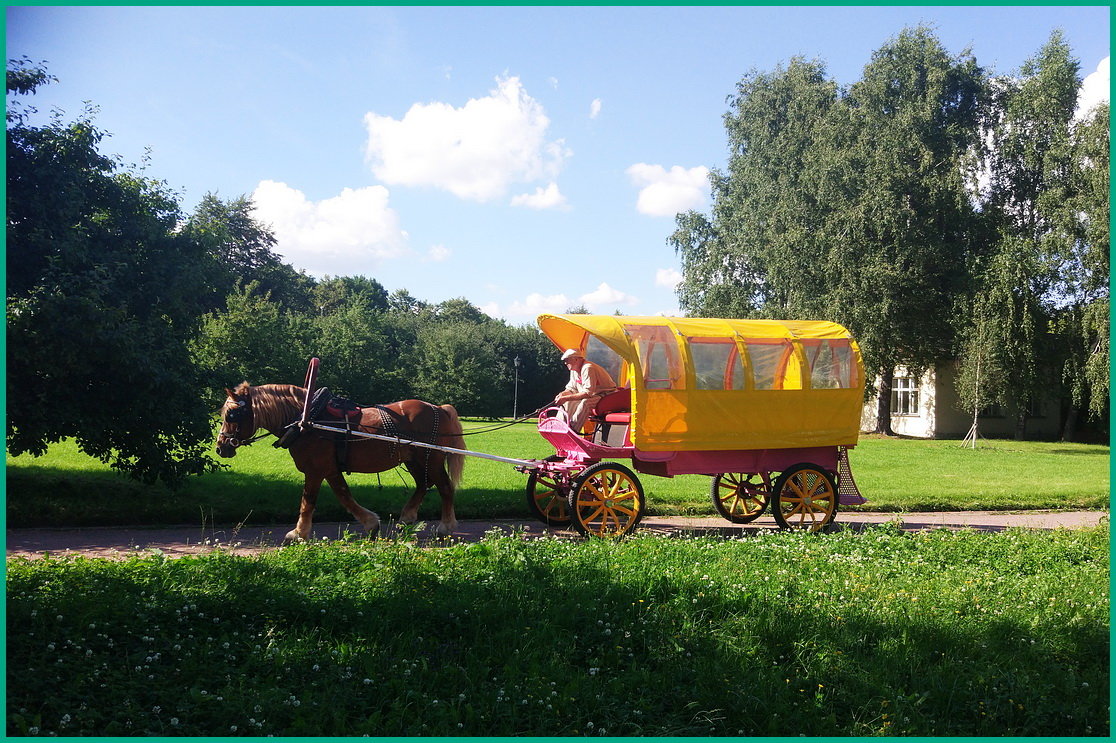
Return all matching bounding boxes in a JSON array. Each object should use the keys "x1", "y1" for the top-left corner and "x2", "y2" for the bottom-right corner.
[{"x1": 244, "y1": 383, "x2": 305, "y2": 434}]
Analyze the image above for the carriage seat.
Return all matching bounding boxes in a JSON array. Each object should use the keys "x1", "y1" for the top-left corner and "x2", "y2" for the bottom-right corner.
[{"x1": 590, "y1": 388, "x2": 632, "y2": 425}]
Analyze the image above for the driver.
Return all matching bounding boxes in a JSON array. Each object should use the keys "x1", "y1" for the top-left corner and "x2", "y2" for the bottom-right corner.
[{"x1": 554, "y1": 348, "x2": 616, "y2": 433}]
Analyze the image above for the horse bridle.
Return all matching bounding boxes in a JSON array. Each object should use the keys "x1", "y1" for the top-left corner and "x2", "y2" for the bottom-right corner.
[{"x1": 219, "y1": 392, "x2": 270, "y2": 449}]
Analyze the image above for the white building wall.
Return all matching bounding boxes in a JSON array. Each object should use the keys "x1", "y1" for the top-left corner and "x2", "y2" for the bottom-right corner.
[{"x1": 862, "y1": 361, "x2": 1063, "y2": 439}]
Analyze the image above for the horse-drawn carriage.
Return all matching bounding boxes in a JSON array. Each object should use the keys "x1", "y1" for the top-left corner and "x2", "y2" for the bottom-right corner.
[
  {"x1": 521, "y1": 314, "x2": 867, "y2": 536},
  {"x1": 216, "y1": 314, "x2": 866, "y2": 541}
]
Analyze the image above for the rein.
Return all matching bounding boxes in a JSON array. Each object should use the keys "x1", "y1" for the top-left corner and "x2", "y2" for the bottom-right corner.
[{"x1": 456, "y1": 407, "x2": 549, "y2": 436}]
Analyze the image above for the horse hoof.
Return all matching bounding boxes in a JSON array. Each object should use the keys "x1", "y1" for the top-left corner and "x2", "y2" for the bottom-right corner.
[{"x1": 282, "y1": 530, "x2": 305, "y2": 545}]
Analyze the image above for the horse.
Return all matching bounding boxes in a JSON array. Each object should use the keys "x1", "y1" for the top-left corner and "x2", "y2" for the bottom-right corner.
[{"x1": 215, "y1": 382, "x2": 467, "y2": 543}]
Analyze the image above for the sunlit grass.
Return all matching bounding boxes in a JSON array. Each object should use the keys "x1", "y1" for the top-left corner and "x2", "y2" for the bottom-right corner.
[
  {"x1": 6, "y1": 422, "x2": 1109, "y2": 527},
  {"x1": 6, "y1": 524, "x2": 1109, "y2": 736}
]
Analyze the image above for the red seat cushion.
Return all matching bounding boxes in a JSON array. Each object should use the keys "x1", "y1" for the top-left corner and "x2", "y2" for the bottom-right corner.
[
  {"x1": 592, "y1": 388, "x2": 631, "y2": 418},
  {"x1": 603, "y1": 412, "x2": 631, "y2": 424}
]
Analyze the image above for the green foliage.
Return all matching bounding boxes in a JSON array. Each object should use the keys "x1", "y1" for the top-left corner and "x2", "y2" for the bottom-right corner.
[
  {"x1": 6, "y1": 526, "x2": 1109, "y2": 736},
  {"x1": 672, "y1": 27, "x2": 985, "y2": 409},
  {"x1": 311, "y1": 275, "x2": 389, "y2": 316},
  {"x1": 672, "y1": 27, "x2": 1108, "y2": 438},
  {"x1": 5, "y1": 56, "x2": 55, "y2": 98},
  {"x1": 189, "y1": 282, "x2": 307, "y2": 401},
  {"x1": 181, "y1": 193, "x2": 315, "y2": 313},
  {"x1": 6, "y1": 66, "x2": 218, "y2": 484}
]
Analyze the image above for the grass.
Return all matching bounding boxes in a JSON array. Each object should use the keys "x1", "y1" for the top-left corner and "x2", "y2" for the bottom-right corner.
[
  {"x1": 5, "y1": 423, "x2": 1109, "y2": 528},
  {"x1": 6, "y1": 524, "x2": 1109, "y2": 736}
]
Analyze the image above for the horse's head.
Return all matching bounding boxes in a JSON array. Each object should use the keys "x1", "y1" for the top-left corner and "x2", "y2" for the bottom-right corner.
[{"x1": 216, "y1": 383, "x2": 255, "y2": 458}]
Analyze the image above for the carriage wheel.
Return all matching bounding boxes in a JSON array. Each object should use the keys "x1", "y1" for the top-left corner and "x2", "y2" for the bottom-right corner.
[
  {"x1": 771, "y1": 464, "x2": 838, "y2": 532},
  {"x1": 525, "y1": 469, "x2": 573, "y2": 528},
  {"x1": 568, "y1": 462, "x2": 645, "y2": 538},
  {"x1": 710, "y1": 472, "x2": 770, "y2": 524}
]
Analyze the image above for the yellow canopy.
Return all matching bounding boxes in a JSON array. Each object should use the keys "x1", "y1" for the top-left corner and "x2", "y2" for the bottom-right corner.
[{"x1": 538, "y1": 314, "x2": 864, "y2": 451}]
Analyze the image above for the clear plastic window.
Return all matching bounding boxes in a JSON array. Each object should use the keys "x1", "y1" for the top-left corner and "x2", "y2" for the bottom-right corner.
[
  {"x1": 802, "y1": 339, "x2": 856, "y2": 389},
  {"x1": 746, "y1": 340, "x2": 801, "y2": 390},
  {"x1": 585, "y1": 335, "x2": 625, "y2": 386},
  {"x1": 625, "y1": 325, "x2": 685, "y2": 390},
  {"x1": 688, "y1": 338, "x2": 744, "y2": 390}
]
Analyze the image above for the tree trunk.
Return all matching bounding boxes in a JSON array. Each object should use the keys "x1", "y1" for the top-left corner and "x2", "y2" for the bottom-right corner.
[
  {"x1": 1061, "y1": 403, "x2": 1079, "y2": 442},
  {"x1": 874, "y1": 366, "x2": 895, "y2": 436}
]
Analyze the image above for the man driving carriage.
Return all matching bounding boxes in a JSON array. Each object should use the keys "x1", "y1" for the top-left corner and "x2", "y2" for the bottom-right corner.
[{"x1": 553, "y1": 348, "x2": 617, "y2": 433}]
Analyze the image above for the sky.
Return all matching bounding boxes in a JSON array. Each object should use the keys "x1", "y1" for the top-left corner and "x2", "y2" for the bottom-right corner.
[{"x1": 6, "y1": 6, "x2": 1110, "y2": 325}]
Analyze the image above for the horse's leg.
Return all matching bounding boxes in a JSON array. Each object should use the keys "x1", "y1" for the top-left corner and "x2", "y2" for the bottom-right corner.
[
  {"x1": 285, "y1": 475, "x2": 323, "y2": 544},
  {"x1": 398, "y1": 461, "x2": 428, "y2": 526},
  {"x1": 325, "y1": 472, "x2": 381, "y2": 538},
  {"x1": 429, "y1": 458, "x2": 459, "y2": 537}
]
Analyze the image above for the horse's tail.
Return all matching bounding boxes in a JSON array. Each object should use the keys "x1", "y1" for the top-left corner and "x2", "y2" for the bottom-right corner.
[{"x1": 439, "y1": 404, "x2": 467, "y2": 489}]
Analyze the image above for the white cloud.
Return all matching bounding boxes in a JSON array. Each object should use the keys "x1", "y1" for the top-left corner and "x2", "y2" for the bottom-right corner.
[
  {"x1": 580, "y1": 282, "x2": 639, "y2": 309},
  {"x1": 504, "y1": 292, "x2": 573, "y2": 319},
  {"x1": 363, "y1": 75, "x2": 571, "y2": 202},
  {"x1": 483, "y1": 283, "x2": 639, "y2": 321},
  {"x1": 1077, "y1": 56, "x2": 1110, "y2": 120},
  {"x1": 655, "y1": 267, "x2": 682, "y2": 288},
  {"x1": 424, "y1": 244, "x2": 451, "y2": 262},
  {"x1": 250, "y1": 180, "x2": 408, "y2": 276},
  {"x1": 589, "y1": 98, "x2": 602, "y2": 119},
  {"x1": 510, "y1": 182, "x2": 568, "y2": 210},
  {"x1": 626, "y1": 163, "x2": 709, "y2": 217}
]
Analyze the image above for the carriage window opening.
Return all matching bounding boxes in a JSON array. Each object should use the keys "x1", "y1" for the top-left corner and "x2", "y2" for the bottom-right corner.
[
  {"x1": 688, "y1": 337, "x2": 744, "y2": 390},
  {"x1": 585, "y1": 336, "x2": 624, "y2": 386},
  {"x1": 804, "y1": 339, "x2": 855, "y2": 389},
  {"x1": 746, "y1": 341, "x2": 800, "y2": 390},
  {"x1": 625, "y1": 325, "x2": 685, "y2": 390}
]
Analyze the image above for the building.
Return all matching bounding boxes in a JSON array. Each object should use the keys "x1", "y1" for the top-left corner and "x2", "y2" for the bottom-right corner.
[{"x1": 860, "y1": 362, "x2": 1062, "y2": 439}]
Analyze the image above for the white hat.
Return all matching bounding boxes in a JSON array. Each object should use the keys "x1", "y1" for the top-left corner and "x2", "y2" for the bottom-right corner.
[{"x1": 561, "y1": 348, "x2": 582, "y2": 361}]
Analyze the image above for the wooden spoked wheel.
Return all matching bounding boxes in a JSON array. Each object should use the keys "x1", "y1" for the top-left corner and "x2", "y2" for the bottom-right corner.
[
  {"x1": 772, "y1": 464, "x2": 838, "y2": 532},
  {"x1": 568, "y1": 462, "x2": 645, "y2": 538},
  {"x1": 525, "y1": 469, "x2": 572, "y2": 528},
  {"x1": 710, "y1": 472, "x2": 770, "y2": 524}
]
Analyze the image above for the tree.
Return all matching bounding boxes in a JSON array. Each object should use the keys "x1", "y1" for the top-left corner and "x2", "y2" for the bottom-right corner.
[
  {"x1": 307, "y1": 298, "x2": 392, "y2": 404},
  {"x1": 1055, "y1": 101, "x2": 1109, "y2": 438},
  {"x1": 960, "y1": 31, "x2": 1081, "y2": 439},
  {"x1": 411, "y1": 322, "x2": 502, "y2": 416},
  {"x1": 182, "y1": 193, "x2": 315, "y2": 313},
  {"x1": 435, "y1": 297, "x2": 495, "y2": 325},
  {"x1": 6, "y1": 60, "x2": 219, "y2": 483},
  {"x1": 672, "y1": 57, "x2": 845, "y2": 320},
  {"x1": 311, "y1": 275, "x2": 389, "y2": 317},
  {"x1": 671, "y1": 29, "x2": 985, "y2": 434},
  {"x1": 835, "y1": 27, "x2": 985, "y2": 434},
  {"x1": 189, "y1": 282, "x2": 306, "y2": 394}
]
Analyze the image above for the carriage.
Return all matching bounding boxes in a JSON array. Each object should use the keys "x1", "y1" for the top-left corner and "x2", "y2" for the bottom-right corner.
[
  {"x1": 216, "y1": 314, "x2": 867, "y2": 541},
  {"x1": 519, "y1": 314, "x2": 867, "y2": 537}
]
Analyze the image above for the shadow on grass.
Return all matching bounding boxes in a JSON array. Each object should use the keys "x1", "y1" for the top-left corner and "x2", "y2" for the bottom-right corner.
[
  {"x1": 6, "y1": 463, "x2": 532, "y2": 528},
  {"x1": 6, "y1": 541, "x2": 1108, "y2": 736}
]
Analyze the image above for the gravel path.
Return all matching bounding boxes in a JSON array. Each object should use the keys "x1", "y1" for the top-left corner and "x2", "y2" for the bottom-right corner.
[{"x1": 5, "y1": 510, "x2": 1107, "y2": 560}]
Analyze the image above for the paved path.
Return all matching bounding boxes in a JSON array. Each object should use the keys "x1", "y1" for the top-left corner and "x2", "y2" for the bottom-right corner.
[{"x1": 5, "y1": 510, "x2": 1107, "y2": 560}]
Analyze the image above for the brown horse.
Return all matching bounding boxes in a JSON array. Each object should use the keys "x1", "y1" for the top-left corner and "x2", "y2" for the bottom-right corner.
[{"x1": 215, "y1": 382, "x2": 466, "y2": 542}]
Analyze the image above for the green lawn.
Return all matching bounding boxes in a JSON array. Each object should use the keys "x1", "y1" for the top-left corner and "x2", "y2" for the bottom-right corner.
[
  {"x1": 7, "y1": 525, "x2": 1109, "y2": 736},
  {"x1": 5, "y1": 423, "x2": 1109, "y2": 528}
]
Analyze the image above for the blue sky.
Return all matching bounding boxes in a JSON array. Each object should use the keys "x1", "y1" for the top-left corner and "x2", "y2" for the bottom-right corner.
[{"x1": 6, "y1": 6, "x2": 1110, "y2": 324}]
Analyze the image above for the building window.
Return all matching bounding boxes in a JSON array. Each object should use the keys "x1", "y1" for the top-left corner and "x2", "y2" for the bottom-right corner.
[
  {"x1": 979, "y1": 404, "x2": 1005, "y2": 418},
  {"x1": 891, "y1": 377, "x2": 919, "y2": 415}
]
